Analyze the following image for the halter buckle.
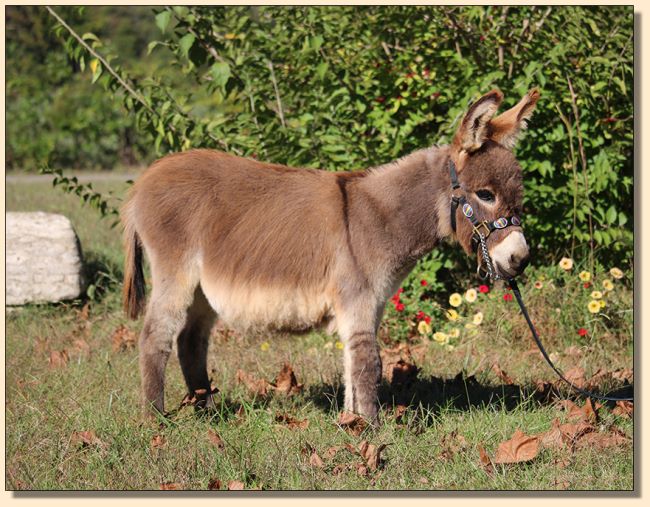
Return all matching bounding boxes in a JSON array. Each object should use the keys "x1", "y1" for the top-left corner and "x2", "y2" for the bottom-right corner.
[{"x1": 472, "y1": 221, "x2": 491, "y2": 238}]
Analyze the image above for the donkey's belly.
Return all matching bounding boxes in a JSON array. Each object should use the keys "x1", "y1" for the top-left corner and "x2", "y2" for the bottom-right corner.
[{"x1": 200, "y1": 277, "x2": 334, "y2": 332}]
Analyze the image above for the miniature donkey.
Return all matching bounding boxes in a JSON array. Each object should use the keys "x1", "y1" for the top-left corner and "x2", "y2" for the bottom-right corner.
[{"x1": 122, "y1": 88, "x2": 539, "y2": 423}]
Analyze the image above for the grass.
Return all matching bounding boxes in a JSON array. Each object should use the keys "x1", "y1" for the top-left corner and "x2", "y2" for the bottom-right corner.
[{"x1": 5, "y1": 178, "x2": 634, "y2": 491}]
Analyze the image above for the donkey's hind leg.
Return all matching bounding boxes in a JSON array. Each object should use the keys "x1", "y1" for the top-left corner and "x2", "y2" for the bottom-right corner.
[
  {"x1": 139, "y1": 263, "x2": 198, "y2": 418},
  {"x1": 177, "y1": 286, "x2": 217, "y2": 410}
]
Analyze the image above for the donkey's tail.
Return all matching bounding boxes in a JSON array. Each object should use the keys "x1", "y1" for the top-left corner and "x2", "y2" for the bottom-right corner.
[{"x1": 122, "y1": 204, "x2": 146, "y2": 320}]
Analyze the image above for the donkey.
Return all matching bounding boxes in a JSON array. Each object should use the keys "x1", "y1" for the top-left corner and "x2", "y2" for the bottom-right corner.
[{"x1": 122, "y1": 88, "x2": 539, "y2": 423}]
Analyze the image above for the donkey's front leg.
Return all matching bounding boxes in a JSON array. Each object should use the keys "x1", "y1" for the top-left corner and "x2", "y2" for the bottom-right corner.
[{"x1": 341, "y1": 324, "x2": 382, "y2": 424}]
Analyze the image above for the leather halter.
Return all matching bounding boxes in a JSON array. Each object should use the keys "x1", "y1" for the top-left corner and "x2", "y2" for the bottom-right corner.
[{"x1": 448, "y1": 158, "x2": 521, "y2": 253}]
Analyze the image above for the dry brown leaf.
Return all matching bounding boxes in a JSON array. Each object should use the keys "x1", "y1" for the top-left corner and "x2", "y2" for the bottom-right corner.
[
  {"x1": 612, "y1": 401, "x2": 634, "y2": 418},
  {"x1": 71, "y1": 430, "x2": 106, "y2": 449},
  {"x1": 274, "y1": 363, "x2": 303, "y2": 395},
  {"x1": 564, "y1": 346, "x2": 583, "y2": 357},
  {"x1": 559, "y1": 399, "x2": 599, "y2": 423},
  {"x1": 493, "y1": 429, "x2": 540, "y2": 464},
  {"x1": 492, "y1": 363, "x2": 514, "y2": 385},
  {"x1": 563, "y1": 366, "x2": 586, "y2": 388},
  {"x1": 393, "y1": 405, "x2": 408, "y2": 423},
  {"x1": 477, "y1": 444, "x2": 494, "y2": 476},
  {"x1": 539, "y1": 419, "x2": 565, "y2": 449},
  {"x1": 576, "y1": 429, "x2": 630, "y2": 449},
  {"x1": 207, "y1": 429, "x2": 225, "y2": 452},
  {"x1": 71, "y1": 338, "x2": 91, "y2": 357},
  {"x1": 160, "y1": 482, "x2": 182, "y2": 490},
  {"x1": 227, "y1": 480, "x2": 245, "y2": 490},
  {"x1": 236, "y1": 369, "x2": 273, "y2": 396},
  {"x1": 150, "y1": 434, "x2": 166, "y2": 450},
  {"x1": 207, "y1": 478, "x2": 222, "y2": 490},
  {"x1": 337, "y1": 411, "x2": 368, "y2": 436},
  {"x1": 275, "y1": 412, "x2": 309, "y2": 430},
  {"x1": 111, "y1": 325, "x2": 136, "y2": 352},
  {"x1": 48, "y1": 349, "x2": 69, "y2": 368},
  {"x1": 358, "y1": 440, "x2": 388, "y2": 471},
  {"x1": 325, "y1": 446, "x2": 342, "y2": 459},
  {"x1": 309, "y1": 450, "x2": 324, "y2": 468},
  {"x1": 355, "y1": 464, "x2": 369, "y2": 477},
  {"x1": 559, "y1": 421, "x2": 595, "y2": 444}
]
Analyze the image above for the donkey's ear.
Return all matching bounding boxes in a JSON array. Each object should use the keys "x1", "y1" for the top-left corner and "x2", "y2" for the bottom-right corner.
[
  {"x1": 488, "y1": 88, "x2": 540, "y2": 149},
  {"x1": 453, "y1": 89, "x2": 503, "y2": 153}
]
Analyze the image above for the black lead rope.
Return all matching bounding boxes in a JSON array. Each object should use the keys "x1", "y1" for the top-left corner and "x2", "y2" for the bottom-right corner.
[{"x1": 509, "y1": 278, "x2": 634, "y2": 403}]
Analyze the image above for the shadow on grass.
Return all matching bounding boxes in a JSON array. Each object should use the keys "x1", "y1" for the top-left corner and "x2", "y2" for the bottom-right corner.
[
  {"x1": 83, "y1": 250, "x2": 123, "y2": 302},
  {"x1": 303, "y1": 372, "x2": 634, "y2": 423}
]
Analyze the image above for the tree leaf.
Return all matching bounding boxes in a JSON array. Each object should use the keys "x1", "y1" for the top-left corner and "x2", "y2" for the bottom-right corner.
[
  {"x1": 493, "y1": 429, "x2": 540, "y2": 464},
  {"x1": 209, "y1": 62, "x2": 231, "y2": 88},
  {"x1": 155, "y1": 10, "x2": 172, "y2": 34}
]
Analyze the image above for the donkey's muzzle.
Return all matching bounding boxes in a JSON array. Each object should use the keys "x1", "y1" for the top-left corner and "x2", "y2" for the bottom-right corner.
[{"x1": 489, "y1": 231, "x2": 530, "y2": 278}]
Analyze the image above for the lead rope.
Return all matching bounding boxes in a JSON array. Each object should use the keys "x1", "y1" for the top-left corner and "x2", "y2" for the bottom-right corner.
[{"x1": 508, "y1": 278, "x2": 633, "y2": 402}]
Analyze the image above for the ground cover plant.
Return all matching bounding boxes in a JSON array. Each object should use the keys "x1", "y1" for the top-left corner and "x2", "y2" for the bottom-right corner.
[
  {"x1": 6, "y1": 180, "x2": 633, "y2": 490},
  {"x1": 5, "y1": 5, "x2": 633, "y2": 491}
]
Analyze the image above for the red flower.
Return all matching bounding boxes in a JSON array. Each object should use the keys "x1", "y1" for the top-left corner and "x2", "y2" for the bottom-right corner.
[
  {"x1": 479, "y1": 285, "x2": 489, "y2": 294},
  {"x1": 577, "y1": 328, "x2": 588, "y2": 336},
  {"x1": 503, "y1": 293, "x2": 513, "y2": 302},
  {"x1": 395, "y1": 302, "x2": 405, "y2": 312},
  {"x1": 420, "y1": 280, "x2": 428, "y2": 287},
  {"x1": 424, "y1": 316, "x2": 431, "y2": 324},
  {"x1": 583, "y1": 282, "x2": 591, "y2": 289},
  {"x1": 416, "y1": 310, "x2": 425, "y2": 321},
  {"x1": 397, "y1": 288, "x2": 404, "y2": 294}
]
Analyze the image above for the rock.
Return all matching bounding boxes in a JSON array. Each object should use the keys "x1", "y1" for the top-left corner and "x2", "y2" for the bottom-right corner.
[{"x1": 6, "y1": 212, "x2": 85, "y2": 305}]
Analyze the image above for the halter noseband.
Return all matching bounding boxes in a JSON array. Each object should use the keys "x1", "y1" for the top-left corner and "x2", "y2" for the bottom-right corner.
[{"x1": 448, "y1": 158, "x2": 522, "y2": 280}]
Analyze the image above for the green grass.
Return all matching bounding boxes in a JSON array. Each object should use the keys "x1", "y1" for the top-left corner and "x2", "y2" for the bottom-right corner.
[{"x1": 5, "y1": 178, "x2": 634, "y2": 490}]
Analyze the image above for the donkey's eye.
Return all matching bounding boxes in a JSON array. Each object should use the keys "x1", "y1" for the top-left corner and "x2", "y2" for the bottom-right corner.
[{"x1": 476, "y1": 189, "x2": 495, "y2": 202}]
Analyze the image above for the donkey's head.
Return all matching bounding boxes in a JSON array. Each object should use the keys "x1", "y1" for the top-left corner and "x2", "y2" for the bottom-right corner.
[{"x1": 449, "y1": 88, "x2": 540, "y2": 279}]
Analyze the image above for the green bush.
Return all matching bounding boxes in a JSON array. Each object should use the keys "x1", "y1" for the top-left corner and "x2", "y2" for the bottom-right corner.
[{"x1": 16, "y1": 5, "x2": 634, "y2": 270}]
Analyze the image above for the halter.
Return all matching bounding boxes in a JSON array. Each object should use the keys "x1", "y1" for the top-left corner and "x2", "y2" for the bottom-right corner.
[{"x1": 448, "y1": 158, "x2": 521, "y2": 280}]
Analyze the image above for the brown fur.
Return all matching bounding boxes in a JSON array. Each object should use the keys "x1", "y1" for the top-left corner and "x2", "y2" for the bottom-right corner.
[{"x1": 122, "y1": 89, "x2": 538, "y2": 422}]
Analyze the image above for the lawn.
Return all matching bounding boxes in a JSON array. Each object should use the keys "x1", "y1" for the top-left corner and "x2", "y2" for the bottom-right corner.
[{"x1": 5, "y1": 178, "x2": 634, "y2": 491}]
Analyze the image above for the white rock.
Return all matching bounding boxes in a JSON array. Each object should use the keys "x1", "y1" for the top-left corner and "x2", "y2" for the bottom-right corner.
[{"x1": 6, "y1": 212, "x2": 85, "y2": 305}]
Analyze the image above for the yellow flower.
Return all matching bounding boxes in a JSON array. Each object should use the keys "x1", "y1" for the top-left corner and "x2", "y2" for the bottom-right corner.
[
  {"x1": 610, "y1": 267, "x2": 624, "y2": 279},
  {"x1": 559, "y1": 257, "x2": 574, "y2": 270},
  {"x1": 464, "y1": 288, "x2": 477, "y2": 303},
  {"x1": 445, "y1": 344, "x2": 455, "y2": 352},
  {"x1": 534, "y1": 280, "x2": 543, "y2": 289},
  {"x1": 600, "y1": 299, "x2": 606, "y2": 308},
  {"x1": 578, "y1": 271, "x2": 592, "y2": 282},
  {"x1": 449, "y1": 293, "x2": 462, "y2": 307},
  {"x1": 433, "y1": 332, "x2": 448, "y2": 344},
  {"x1": 590, "y1": 290, "x2": 603, "y2": 300},
  {"x1": 464, "y1": 322, "x2": 476, "y2": 330},
  {"x1": 449, "y1": 328, "x2": 460, "y2": 338},
  {"x1": 602, "y1": 279, "x2": 614, "y2": 291},
  {"x1": 587, "y1": 300, "x2": 601, "y2": 314},
  {"x1": 260, "y1": 341, "x2": 270, "y2": 352},
  {"x1": 224, "y1": 33, "x2": 237, "y2": 40},
  {"x1": 446, "y1": 309, "x2": 459, "y2": 321},
  {"x1": 473, "y1": 312, "x2": 484, "y2": 326},
  {"x1": 417, "y1": 320, "x2": 432, "y2": 335},
  {"x1": 324, "y1": 342, "x2": 333, "y2": 350},
  {"x1": 89, "y1": 59, "x2": 99, "y2": 74},
  {"x1": 335, "y1": 341, "x2": 344, "y2": 350}
]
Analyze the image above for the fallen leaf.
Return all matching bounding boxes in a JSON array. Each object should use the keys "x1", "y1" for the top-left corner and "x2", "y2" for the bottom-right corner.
[
  {"x1": 207, "y1": 478, "x2": 222, "y2": 490},
  {"x1": 160, "y1": 482, "x2": 182, "y2": 490},
  {"x1": 324, "y1": 446, "x2": 342, "y2": 459},
  {"x1": 355, "y1": 464, "x2": 369, "y2": 477},
  {"x1": 564, "y1": 346, "x2": 582, "y2": 357},
  {"x1": 236, "y1": 369, "x2": 273, "y2": 396},
  {"x1": 337, "y1": 411, "x2": 368, "y2": 436},
  {"x1": 358, "y1": 440, "x2": 388, "y2": 471},
  {"x1": 48, "y1": 349, "x2": 69, "y2": 368},
  {"x1": 492, "y1": 363, "x2": 514, "y2": 385},
  {"x1": 275, "y1": 412, "x2": 309, "y2": 430},
  {"x1": 611, "y1": 368, "x2": 633, "y2": 383},
  {"x1": 274, "y1": 363, "x2": 303, "y2": 395},
  {"x1": 563, "y1": 366, "x2": 586, "y2": 388},
  {"x1": 309, "y1": 451, "x2": 324, "y2": 468},
  {"x1": 477, "y1": 444, "x2": 494, "y2": 476},
  {"x1": 207, "y1": 429, "x2": 225, "y2": 452},
  {"x1": 111, "y1": 325, "x2": 136, "y2": 352},
  {"x1": 576, "y1": 429, "x2": 630, "y2": 449},
  {"x1": 493, "y1": 429, "x2": 540, "y2": 464},
  {"x1": 539, "y1": 419, "x2": 565, "y2": 449},
  {"x1": 393, "y1": 405, "x2": 408, "y2": 423},
  {"x1": 227, "y1": 480, "x2": 245, "y2": 490},
  {"x1": 559, "y1": 399, "x2": 599, "y2": 423},
  {"x1": 559, "y1": 421, "x2": 595, "y2": 444},
  {"x1": 612, "y1": 401, "x2": 633, "y2": 418},
  {"x1": 71, "y1": 430, "x2": 106, "y2": 449},
  {"x1": 150, "y1": 434, "x2": 166, "y2": 450},
  {"x1": 71, "y1": 338, "x2": 91, "y2": 357}
]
